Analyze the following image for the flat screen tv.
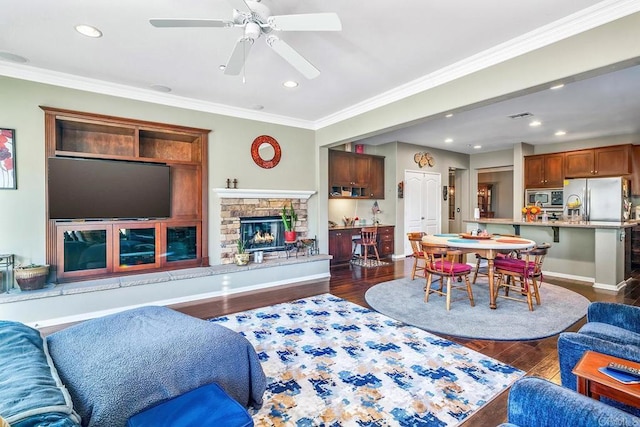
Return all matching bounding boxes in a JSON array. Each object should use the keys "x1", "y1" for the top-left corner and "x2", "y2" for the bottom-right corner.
[{"x1": 48, "y1": 157, "x2": 171, "y2": 220}]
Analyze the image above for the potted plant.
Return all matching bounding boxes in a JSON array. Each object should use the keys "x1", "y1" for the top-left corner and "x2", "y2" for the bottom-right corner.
[
  {"x1": 14, "y1": 263, "x2": 50, "y2": 291},
  {"x1": 281, "y1": 202, "x2": 298, "y2": 242},
  {"x1": 235, "y1": 239, "x2": 250, "y2": 266}
]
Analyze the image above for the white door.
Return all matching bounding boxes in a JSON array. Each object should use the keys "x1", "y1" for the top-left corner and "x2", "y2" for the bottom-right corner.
[{"x1": 404, "y1": 170, "x2": 441, "y2": 255}]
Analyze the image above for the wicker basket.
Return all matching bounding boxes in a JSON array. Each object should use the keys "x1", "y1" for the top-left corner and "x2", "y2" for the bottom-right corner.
[{"x1": 14, "y1": 265, "x2": 49, "y2": 291}]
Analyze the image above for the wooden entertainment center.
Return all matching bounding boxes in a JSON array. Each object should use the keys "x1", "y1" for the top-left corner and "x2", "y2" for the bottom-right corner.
[{"x1": 42, "y1": 107, "x2": 210, "y2": 282}]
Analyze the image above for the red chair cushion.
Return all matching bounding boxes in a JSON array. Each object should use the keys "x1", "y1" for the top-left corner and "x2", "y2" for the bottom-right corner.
[
  {"x1": 432, "y1": 260, "x2": 471, "y2": 275},
  {"x1": 494, "y1": 258, "x2": 536, "y2": 276}
]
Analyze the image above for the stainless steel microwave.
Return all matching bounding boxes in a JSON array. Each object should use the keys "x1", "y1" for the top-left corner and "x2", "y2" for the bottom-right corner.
[{"x1": 525, "y1": 189, "x2": 563, "y2": 209}]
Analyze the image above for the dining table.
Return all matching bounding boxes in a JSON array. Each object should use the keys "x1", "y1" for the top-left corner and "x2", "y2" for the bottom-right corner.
[{"x1": 422, "y1": 233, "x2": 536, "y2": 309}]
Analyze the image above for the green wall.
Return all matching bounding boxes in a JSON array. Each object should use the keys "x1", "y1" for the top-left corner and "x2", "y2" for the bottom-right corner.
[{"x1": 0, "y1": 77, "x2": 316, "y2": 267}]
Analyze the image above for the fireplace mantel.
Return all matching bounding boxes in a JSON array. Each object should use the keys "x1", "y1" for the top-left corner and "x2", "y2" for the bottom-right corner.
[{"x1": 213, "y1": 188, "x2": 315, "y2": 200}]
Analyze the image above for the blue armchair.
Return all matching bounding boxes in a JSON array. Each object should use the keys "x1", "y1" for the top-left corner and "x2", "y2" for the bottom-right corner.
[
  {"x1": 498, "y1": 377, "x2": 639, "y2": 427},
  {"x1": 558, "y1": 301, "x2": 640, "y2": 416}
]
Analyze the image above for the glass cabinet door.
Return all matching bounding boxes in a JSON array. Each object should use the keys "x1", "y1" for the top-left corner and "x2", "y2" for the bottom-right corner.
[
  {"x1": 162, "y1": 222, "x2": 201, "y2": 266},
  {"x1": 114, "y1": 223, "x2": 161, "y2": 271},
  {"x1": 56, "y1": 224, "x2": 112, "y2": 278}
]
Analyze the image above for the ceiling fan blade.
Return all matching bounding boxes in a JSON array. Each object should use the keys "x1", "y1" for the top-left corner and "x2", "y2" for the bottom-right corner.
[
  {"x1": 224, "y1": 38, "x2": 254, "y2": 75},
  {"x1": 268, "y1": 13, "x2": 342, "y2": 31},
  {"x1": 150, "y1": 19, "x2": 232, "y2": 28},
  {"x1": 266, "y1": 35, "x2": 320, "y2": 79},
  {"x1": 227, "y1": 0, "x2": 252, "y2": 14}
]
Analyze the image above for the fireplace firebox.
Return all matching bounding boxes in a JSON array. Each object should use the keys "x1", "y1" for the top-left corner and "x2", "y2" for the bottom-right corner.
[{"x1": 239, "y1": 216, "x2": 286, "y2": 253}]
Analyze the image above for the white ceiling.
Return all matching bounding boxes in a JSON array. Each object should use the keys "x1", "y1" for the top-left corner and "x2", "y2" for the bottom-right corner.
[{"x1": 1, "y1": 0, "x2": 640, "y2": 154}]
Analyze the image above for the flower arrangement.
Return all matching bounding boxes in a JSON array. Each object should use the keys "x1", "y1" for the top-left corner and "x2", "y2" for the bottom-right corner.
[
  {"x1": 522, "y1": 205, "x2": 541, "y2": 216},
  {"x1": 522, "y1": 205, "x2": 541, "y2": 222}
]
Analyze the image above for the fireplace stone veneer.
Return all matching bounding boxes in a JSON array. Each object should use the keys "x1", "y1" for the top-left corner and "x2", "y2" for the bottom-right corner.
[{"x1": 220, "y1": 198, "x2": 307, "y2": 264}]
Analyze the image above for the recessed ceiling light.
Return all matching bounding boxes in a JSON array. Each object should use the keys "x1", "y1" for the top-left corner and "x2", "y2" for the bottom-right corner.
[
  {"x1": 150, "y1": 84, "x2": 171, "y2": 93},
  {"x1": 445, "y1": 113, "x2": 453, "y2": 118},
  {"x1": 444, "y1": 138, "x2": 453, "y2": 143},
  {"x1": 0, "y1": 52, "x2": 28, "y2": 63},
  {"x1": 283, "y1": 80, "x2": 298, "y2": 88},
  {"x1": 529, "y1": 120, "x2": 542, "y2": 127},
  {"x1": 550, "y1": 84, "x2": 565, "y2": 90},
  {"x1": 219, "y1": 65, "x2": 226, "y2": 71},
  {"x1": 75, "y1": 24, "x2": 103, "y2": 38},
  {"x1": 473, "y1": 145, "x2": 482, "y2": 150},
  {"x1": 555, "y1": 130, "x2": 567, "y2": 136}
]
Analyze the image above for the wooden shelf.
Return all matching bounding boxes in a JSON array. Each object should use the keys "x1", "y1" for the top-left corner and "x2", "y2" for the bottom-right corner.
[{"x1": 42, "y1": 106, "x2": 210, "y2": 282}]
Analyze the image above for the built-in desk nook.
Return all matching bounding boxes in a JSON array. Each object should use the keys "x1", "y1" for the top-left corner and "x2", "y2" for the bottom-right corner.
[{"x1": 328, "y1": 225, "x2": 394, "y2": 266}]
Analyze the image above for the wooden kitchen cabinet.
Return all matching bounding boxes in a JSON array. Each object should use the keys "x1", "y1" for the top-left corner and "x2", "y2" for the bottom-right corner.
[
  {"x1": 632, "y1": 145, "x2": 640, "y2": 196},
  {"x1": 328, "y1": 228, "x2": 358, "y2": 265},
  {"x1": 524, "y1": 153, "x2": 564, "y2": 188},
  {"x1": 631, "y1": 226, "x2": 640, "y2": 269},
  {"x1": 329, "y1": 150, "x2": 385, "y2": 199},
  {"x1": 368, "y1": 155, "x2": 385, "y2": 199},
  {"x1": 376, "y1": 226, "x2": 395, "y2": 257},
  {"x1": 564, "y1": 145, "x2": 631, "y2": 178},
  {"x1": 477, "y1": 184, "x2": 493, "y2": 218},
  {"x1": 329, "y1": 150, "x2": 370, "y2": 186}
]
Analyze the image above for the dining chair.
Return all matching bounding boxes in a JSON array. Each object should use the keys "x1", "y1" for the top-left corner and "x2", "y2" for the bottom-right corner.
[
  {"x1": 493, "y1": 243, "x2": 551, "y2": 311},
  {"x1": 352, "y1": 227, "x2": 380, "y2": 263},
  {"x1": 422, "y1": 243, "x2": 475, "y2": 311},
  {"x1": 407, "y1": 232, "x2": 426, "y2": 279},
  {"x1": 472, "y1": 234, "x2": 519, "y2": 284}
]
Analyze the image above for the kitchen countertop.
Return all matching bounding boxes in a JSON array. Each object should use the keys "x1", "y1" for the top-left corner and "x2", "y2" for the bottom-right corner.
[{"x1": 465, "y1": 218, "x2": 639, "y2": 229}]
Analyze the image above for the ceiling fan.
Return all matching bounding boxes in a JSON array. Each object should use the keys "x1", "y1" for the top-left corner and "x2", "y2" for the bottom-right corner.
[{"x1": 150, "y1": 0, "x2": 342, "y2": 79}]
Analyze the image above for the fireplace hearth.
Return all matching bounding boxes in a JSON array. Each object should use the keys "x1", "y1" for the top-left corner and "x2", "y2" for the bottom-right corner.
[{"x1": 239, "y1": 216, "x2": 286, "y2": 253}]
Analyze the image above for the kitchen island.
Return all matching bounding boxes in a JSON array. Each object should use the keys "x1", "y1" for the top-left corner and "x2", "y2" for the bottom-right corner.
[{"x1": 464, "y1": 218, "x2": 638, "y2": 292}]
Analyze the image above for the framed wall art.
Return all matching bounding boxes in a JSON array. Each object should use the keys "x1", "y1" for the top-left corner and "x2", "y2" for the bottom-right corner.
[{"x1": 0, "y1": 128, "x2": 16, "y2": 189}]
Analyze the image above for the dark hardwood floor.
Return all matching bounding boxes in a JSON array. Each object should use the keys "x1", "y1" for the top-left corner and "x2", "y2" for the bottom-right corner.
[{"x1": 41, "y1": 257, "x2": 640, "y2": 425}]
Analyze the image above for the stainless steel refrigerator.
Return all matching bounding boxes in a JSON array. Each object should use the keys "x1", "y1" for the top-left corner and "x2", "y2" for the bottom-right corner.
[{"x1": 563, "y1": 177, "x2": 631, "y2": 222}]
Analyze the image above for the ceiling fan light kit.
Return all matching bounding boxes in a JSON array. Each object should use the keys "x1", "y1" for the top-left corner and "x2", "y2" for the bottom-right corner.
[{"x1": 150, "y1": 0, "x2": 341, "y2": 80}]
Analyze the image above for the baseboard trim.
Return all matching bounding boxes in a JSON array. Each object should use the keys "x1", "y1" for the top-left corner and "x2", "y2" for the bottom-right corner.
[{"x1": 593, "y1": 280, "x2": 627, "y2": 292}]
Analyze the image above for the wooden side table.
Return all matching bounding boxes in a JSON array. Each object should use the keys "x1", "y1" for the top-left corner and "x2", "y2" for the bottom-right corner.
[{"x1": 572, "y1": 350, "x2": 640, "y2": 408}]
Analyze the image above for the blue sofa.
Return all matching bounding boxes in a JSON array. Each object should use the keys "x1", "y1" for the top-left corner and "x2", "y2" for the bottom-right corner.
[
  {"x1": 1, "y1": 306, "x2": 266, "y2": 427},
  {"x1": 558, "y1": 301, "x2": 640, "y2": 416},
  {"x1": 499, "y1": 377, "x2": 640, "y2": 426}
]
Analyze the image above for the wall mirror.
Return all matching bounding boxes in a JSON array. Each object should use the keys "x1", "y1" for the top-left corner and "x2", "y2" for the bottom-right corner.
[{"x1": 251, "y1": 135, "x2": 281, "y2": 169}]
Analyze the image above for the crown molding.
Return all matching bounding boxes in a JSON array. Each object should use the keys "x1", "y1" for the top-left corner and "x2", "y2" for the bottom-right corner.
[
  {"x1": 313, "y1": 0, "x2": 640, "y2": 129},
  {"x1": 0, "y1": 63, "x2": 316, "y2": 130},
  {"x1": 212, "y1": 188, "x2": 316, "y2": 200}
]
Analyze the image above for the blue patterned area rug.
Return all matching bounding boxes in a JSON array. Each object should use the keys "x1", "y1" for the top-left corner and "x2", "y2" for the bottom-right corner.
[{"x1": 211, "y1": 294, "x2": 524, "y2": 426}]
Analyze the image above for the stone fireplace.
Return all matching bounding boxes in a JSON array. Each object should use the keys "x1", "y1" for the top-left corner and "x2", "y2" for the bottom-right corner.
[{"x1": 217, "y1": 191, "x2": 312, "y2": 264}]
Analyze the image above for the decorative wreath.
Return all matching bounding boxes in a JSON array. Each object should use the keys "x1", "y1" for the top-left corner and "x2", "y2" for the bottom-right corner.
[
  {"x1": 414, "y1": 152, "x2": 435, "y2": 168},
  {"x1": 251, "y1": 135, "x2": 281, "y2": 169}
]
